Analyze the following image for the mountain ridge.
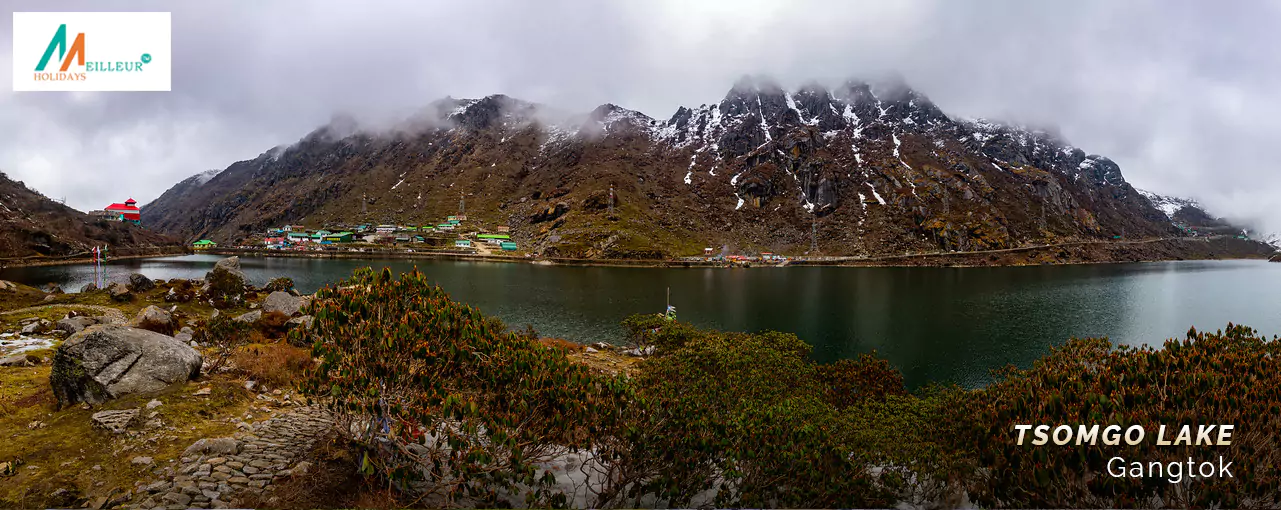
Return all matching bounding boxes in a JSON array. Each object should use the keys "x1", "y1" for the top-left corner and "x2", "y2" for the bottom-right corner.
[
  {"x1": 142, "y1": 75, "x2": 1257, "y2": 260},
  {"x1": 0, "y1": 171, "x2": 179, "y2": 260}
]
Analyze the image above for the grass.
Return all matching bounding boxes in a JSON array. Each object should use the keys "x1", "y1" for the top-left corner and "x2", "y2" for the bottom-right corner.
[
  {"x1": 0, "y1": 280, "x2": 273, "y2": 508},
  {"x1": 0, "y1": 358, "x2": 257, "y2": 508}
]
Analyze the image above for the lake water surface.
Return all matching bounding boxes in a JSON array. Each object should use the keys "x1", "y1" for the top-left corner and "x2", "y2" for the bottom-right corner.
[{"x1": 4, "y1": 255, "x2": 1279, "y2": 387}]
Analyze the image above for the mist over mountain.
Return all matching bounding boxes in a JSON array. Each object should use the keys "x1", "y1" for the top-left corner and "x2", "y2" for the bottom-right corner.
[{"x1": 139, "y1": 75, "x2": 1214, "y2": 259}]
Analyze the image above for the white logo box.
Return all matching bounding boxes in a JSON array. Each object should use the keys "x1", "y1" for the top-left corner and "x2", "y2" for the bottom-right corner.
[{"x1": 12, "y1": 12, "x2": 171, "y2": 92}]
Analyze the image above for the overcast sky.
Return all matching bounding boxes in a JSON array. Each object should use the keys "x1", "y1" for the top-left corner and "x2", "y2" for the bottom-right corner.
[{"x1": 4, "y1": 0, "x2": 1281, "y2": 231}]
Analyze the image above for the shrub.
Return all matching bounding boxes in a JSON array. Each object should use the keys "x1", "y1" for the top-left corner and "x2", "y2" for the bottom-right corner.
[
  {"x1": 264, "y1": 277, "x2": 295, "y2": 293},
  {"x1": 817, "y1": 352, "x2": 908, "y2": 409},
  {"x1": 593, "y1": 317, "x2": 909, "y2": 508},
  {"x1": 955, "y1": 324, "x2": 1281, "y2": 508},
  {"x1": 197, "y1": 313, "x2": 256, "y2": 373},
  {"x1": 297, "y1": 267, "x2": 632, "y2": 507}
]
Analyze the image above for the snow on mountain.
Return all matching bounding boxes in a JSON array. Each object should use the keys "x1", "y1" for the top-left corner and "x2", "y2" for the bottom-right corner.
[
  {"x1": 1137, "y1": 189, "x2": 1200, "y2": 219},
  {"x1": 194, "y1": 169, "x2": 222, "y2": 186}
]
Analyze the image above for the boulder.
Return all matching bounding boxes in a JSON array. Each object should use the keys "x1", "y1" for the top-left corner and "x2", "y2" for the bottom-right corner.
[
  {"x1": 50, "y1": 325, "x2": 203, "y2": 408},
  {"x1": 233, "y1": 310, "x2": 262, "y2": 324},
  {"x1": 182, "y1": 437, "x2": 241, "y2": 457},
  {"x1": 127, "y1": 273, "x2": 155, "y2": 293},
  {"x1": 20, "y1": 319, "x2": 53, "y2": 335},
  {"x1": 204, "y1": 257, "x2": 248, "y2": 300},
  {"x1": 1, "y1": 353, "x2": 39, "y2": 367},
  {"x1": 262, "y1": 291, "x2": 303, "y2": 316},
  {"x1": 44, "y1": 283, "x2": 65, "y2": 294},
  {"x1": 79, "y1": 282, "x2": 99, "y2": 293},
  {"x1": 106, "y1": 282, "x2": 132, "y2": 302},
  {"x1": 56, "y1": 316, "x2": 97, "y2": 335},
  {"x1": 285, "y1": 315, "x2": 313, "y2": 330},
  {"x1": 91, "y1": 408, "x2": 140, "y2": 433},
  {"x1": 128, "y1": 305, "x2": 177, "y2": 336}
]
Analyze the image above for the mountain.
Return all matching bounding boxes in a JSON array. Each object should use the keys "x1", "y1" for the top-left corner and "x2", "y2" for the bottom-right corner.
[
  {"x1": 0, "y1": 171, "x2": 179, "y2": 260},
  {"x1": 1136, "y1": 189, "x2": 1275, "y2": 242},
  {"x1": 145, "y1": 76, "x2": 1199, "y2": 259}
]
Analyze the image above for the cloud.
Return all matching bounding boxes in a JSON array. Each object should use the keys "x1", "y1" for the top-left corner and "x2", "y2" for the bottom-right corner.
[{"x1": 3, "y1": 0, "x2": 1281, "y2": 231}]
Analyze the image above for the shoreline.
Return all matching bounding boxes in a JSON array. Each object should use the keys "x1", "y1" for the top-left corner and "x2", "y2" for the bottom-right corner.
[
  {"x1": 202, "y1": 236, "x2": 1276, "y2": 269},
  {"x1": 0, "y1": 246, "x2": 192, "y2": 270}
]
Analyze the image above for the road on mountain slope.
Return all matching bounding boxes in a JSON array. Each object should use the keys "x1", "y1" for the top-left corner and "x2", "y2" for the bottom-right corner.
[{"x1": 799, "y1": 235, "x2": 1224, "y2": 264}]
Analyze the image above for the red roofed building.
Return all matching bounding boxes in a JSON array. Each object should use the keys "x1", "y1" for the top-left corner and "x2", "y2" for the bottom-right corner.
[{"x1": 104, "y1": 198, "x2": 142, "y2": 225}]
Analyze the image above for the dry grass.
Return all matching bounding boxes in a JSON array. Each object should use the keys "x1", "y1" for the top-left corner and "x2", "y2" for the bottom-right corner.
[
  {"x1": 231, "y1": 342, "x2": 314, "y2": 391},
  {"x1": 0, "y1": 363, "x2": 254, "y2": 509},
  {"x1": 537, "y1": 336, "x2": 584, "y2": 352}
]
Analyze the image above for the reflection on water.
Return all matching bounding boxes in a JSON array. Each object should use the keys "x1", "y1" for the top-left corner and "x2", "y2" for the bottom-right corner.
[{"x1": 4, "y1": 255, "x2": 1279, "y2": 387}]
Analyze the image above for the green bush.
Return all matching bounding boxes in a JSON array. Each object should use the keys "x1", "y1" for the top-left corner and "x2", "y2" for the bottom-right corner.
[
  {"x1": 955, "y1": 324, "x2": 1281, "y2": 508},
  {"x1": 297, "y1": 267, "x2": 632, "y2": 507}
]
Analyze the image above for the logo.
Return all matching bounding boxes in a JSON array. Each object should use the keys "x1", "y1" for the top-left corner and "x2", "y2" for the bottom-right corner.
[{"x1": 13, "y1": 12, "x2": 170, "y2": 92}]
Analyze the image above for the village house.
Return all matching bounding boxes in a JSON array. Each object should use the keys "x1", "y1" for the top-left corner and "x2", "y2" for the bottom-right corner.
[
  {"x1": 192, "y1": 239, "x2": 216, "y2": 250},
  {"x1": 103, "y1": 198, "x2": 142, "y2": 225}
]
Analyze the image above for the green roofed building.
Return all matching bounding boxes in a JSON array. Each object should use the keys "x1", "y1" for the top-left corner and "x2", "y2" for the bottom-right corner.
[
  {"x1": 322, "y1": 232, "x2": 354, "y2": 243},
  {"x1": 192, "y1": 239, "x2": 217, "y2": 250},
  {"x1": 500, "y1": 241, "x2": 518, "y2": 251},
  {"x1": 477, "y1": 234, "x2": 511, "y2": 240}
]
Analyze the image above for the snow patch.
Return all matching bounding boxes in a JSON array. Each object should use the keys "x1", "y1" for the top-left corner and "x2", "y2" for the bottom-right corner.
[
  {"x1": 867, "y1": 184, "x2": 886, "y2": 205},
  {"x1": 684, "y1": 171, "x2": 692, "y2": 185}
]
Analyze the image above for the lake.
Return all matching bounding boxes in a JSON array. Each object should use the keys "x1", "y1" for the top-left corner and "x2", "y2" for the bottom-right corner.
[{"x1": 3, "y1": 255, "x2": 1279, "y2": 387}]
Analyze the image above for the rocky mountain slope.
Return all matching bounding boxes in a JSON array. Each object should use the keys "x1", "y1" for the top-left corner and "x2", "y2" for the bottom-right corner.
[
  {"x1": 1137, "y1": 189, "x2": 1276, "y2": 243},
  {"x1": 0, "y1": 172, "x2": 178, "y2": 260},
  {"x1": 145, "y1": 76, "x2": 1196, "y2": 259}
]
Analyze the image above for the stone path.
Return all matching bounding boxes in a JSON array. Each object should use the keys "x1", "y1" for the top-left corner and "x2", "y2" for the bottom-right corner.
[{"x1": 127, "y1": 406, "x2": 333, "y2": 509}]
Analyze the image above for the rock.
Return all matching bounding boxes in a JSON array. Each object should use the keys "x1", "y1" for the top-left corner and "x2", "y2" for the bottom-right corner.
[
  {"x1": 162, "y1": 492, "x2": 192, "y2": 507},
  {"x1": 0, "y1": 353, "x2": 38, "y2": 367},
  {"x1": 20, "y1": 319, "x2": 53, "y2": 335},
  {"x1": 146, "y1": 399, "x2": 164, "y2": 409},
  {"x1": 44, "y1": 282, "x2": 65, "y2": 294},
  {"x1": 263, "y1": 277, "x2": 294, "y2": 293},
  {"x1": 106, "y1": 282, "x2": 132, "y2": 302},
  {"x1": 194, "y1": 387, "x2": 212, "y2": 396},
  {"x1": 233, "y1": 311, "x2": 261, "y2": 324},
  {"x1": 292, "y1": 460, "x2": 311, "y2": 475},
  {"x1": 80, "y1": 282, "x2": 99, "y2": 293},
  {"x1": 91, "y1": 409, "x2": 140, "y2": 433},
  {"x1": 183, "y1": 437, "x2": 241, "y2": 457},
  {"x1": 584, "y1": 347, "x2": 598, "y2": 353},
  {"x1": 623, "y1": 345, "x2": 656, "y2": 357},
  {"x1": 27, "y1": 420, "x2": 46, "y2": 429},
  {"x1": 180, "y1": 326, "x2": 194, "y2": 336},
  {"x1": 174, "y1": 332, "x2": 194, "y2": 345},
  {"x1": 127, "y1": 273, "x2": 155, "y2": 292},
  {"x1": 243, "y1": 380, "x2": 256, "y2": 392},
  {"x1": 131, "y1": 456, "x2": 154, "y2": 466},
  {"x1": 1270, "y1": 253, "x2": 1280, "y2": 262},
  {"x1": 50, "y1": 325, "x2": 204, "y2": 408},
  {"x1": 592, "y1": 342, "x2": 611, "y2": 350},
  {"x1": 262, "y1": 291, "x2": 303, "y2": 316},
  {"x1": 56, "y1": 316, "x2": 98, "y2": 334},
  {"x1": 128, "y1": 305, "x2": 178, "y2": 336},
  {"x1": 204, "y1": 257, "x2": 248, "y2": 300}
]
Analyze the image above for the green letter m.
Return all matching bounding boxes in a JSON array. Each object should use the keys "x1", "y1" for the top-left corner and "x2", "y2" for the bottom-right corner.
[{"x1": 35, "y1": 24, "x2": 69, "y2": 72}]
